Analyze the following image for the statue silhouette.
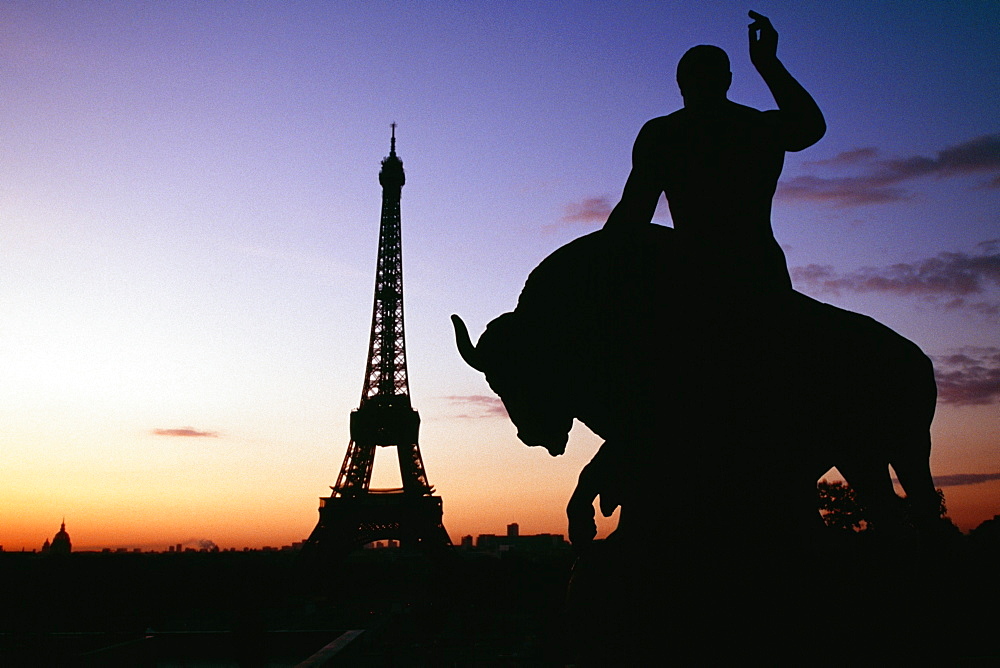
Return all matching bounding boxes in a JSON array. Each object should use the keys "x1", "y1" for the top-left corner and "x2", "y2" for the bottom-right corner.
[
  {"x1": 453, "y1": 11, "x2": 942, "y2": 663},
  {"x1": 605, "y1": 11, "x2": 825, "y2": 294},
  {"x1": 454, "y1": 233, "x2": 941, "y2": 662},
  {"x1": 574, "y1": 10, "x2": 834, "y2": 549}
]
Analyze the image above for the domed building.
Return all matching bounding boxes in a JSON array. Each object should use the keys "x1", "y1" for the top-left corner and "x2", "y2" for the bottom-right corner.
[{"x1": 46, "y1": 520, "x2": 72, "y2": 555}]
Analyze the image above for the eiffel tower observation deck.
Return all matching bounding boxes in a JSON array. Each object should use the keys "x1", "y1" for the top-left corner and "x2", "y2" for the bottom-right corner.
[{"x1": 304, "y1": 126, "x2": 451, "y2": 560}]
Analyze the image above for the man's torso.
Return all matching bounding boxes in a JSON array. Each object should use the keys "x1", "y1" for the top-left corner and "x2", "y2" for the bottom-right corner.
[{"x1": 635, "y1": 101, "x2": 785, "y2": 242}]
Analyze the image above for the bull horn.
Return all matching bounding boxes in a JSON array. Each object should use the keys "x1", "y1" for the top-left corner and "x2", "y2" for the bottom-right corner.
[{"x1": 451, "y1": 314, "x2": 484, "y2": 371}]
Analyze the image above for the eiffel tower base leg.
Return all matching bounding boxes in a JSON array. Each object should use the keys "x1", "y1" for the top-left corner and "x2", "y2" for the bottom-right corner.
[{"x1": 302, "y1": 493, "x2": 451, "y2": 564}]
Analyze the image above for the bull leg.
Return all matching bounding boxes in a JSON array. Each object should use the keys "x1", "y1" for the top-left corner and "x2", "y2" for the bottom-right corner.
[
  {"x1": 567, "y1": 442, "x2": 625, "y2": 550},
  {"x1": 890, "y1": 430, "x2": 941, "y2": 532},
  {"x1": 567, "y1": 458, "x2": 601, "y2": 549}
]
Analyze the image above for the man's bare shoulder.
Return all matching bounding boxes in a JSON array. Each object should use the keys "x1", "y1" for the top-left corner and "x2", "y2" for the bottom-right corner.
[
  {"x1": 635, "y1": 111, "x2": 686, "y2": 142},
  {"x1": 641, "y1": 110, "x2": 685, "y2": 129}
]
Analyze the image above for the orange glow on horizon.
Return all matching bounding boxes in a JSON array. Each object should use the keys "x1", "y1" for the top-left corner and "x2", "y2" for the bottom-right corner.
[{"x1": 6, "y1": 478, "x2": 998, "y2": 553}]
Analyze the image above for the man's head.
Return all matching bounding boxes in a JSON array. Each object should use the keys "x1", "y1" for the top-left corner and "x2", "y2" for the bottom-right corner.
[{"x1": 676, "y1": 45, "x2": 731, "y2": 104}]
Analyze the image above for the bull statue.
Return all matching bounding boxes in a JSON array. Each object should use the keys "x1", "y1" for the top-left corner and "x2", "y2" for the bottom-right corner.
[{"x1": 452, "y1": 224, "x2": 940, "y2": 549}]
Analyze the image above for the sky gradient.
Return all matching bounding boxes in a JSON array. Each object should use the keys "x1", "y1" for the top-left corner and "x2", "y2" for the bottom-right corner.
[{"x1": 2, "y1": 1, "x2": 998, "y2": 551}]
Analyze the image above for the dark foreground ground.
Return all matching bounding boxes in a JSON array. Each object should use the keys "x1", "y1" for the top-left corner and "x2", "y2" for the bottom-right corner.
[
  {"x1": 3, "y1": 531, "x2": 1000, "y2": 666},
  {"x1": 1, "y1": 545, "x2": 575, "y2": 666}
]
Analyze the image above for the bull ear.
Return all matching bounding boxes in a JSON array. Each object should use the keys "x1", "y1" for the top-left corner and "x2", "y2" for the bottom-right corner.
[{"x1": 451, "y1": 314, "x2": 484, "y2": 371}]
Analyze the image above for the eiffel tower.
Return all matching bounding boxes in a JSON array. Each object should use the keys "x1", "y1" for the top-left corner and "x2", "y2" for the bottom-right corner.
[{"x1": 304, "y1": 125, "x2": 451, "y2": 560}]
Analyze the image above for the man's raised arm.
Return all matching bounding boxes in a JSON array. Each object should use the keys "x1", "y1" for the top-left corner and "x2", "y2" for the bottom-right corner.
[{"x1": 748, "y1": 10, "x2": 826, "y2": 151}]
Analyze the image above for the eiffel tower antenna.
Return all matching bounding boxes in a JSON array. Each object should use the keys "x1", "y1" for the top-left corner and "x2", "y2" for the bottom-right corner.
[{"x1": 304, "y1": 126, "x2": 451, "y2": 559}]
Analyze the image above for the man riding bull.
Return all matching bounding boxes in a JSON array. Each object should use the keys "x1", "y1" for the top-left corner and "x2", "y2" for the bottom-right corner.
[
  {"x1": 453, "y1": 13, "x2": 939, "y2": 660},
  {"x1": 561, "y1": 13, "x2": 831, "y2": 659},
  {"x1": 570, "y1": 11, "x2": 828, "y2": 547}
]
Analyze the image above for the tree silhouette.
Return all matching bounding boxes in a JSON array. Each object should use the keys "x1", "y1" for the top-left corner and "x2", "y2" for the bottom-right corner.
[
  {"x1": 969, "y1": 515, "x2": 1000, "y2": 551},
  {"x1": 817, "y1": 479, "x2": 951, "y2": 532},
  {"x1": 817, "y1": 479, "x2": 867, "y2": 531}
]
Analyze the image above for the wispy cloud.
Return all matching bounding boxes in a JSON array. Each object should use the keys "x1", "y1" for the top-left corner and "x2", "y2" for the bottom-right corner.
[
  {"x1": 804, "y1": 147, "x2": 880, "y2": 167},
  {"x1": 790, "y1": 242, "x2": 1000, "y2": 314},
  {"x1": 549, "y1": 194, "x2": 670, "y2": 232},
  {"x1": 777, "y1": 175, "x2": 909, "y2": 206},
  {"x1": 442, "y1": 395, "x2": 508, "y2": 418},
  {"x1": 977, "y1": 238, "x2": 1000, "y2": 253},
  {"x1": 152, "y1": 427, "x2": 220, "y2": 438},
  {"x1": 932, "y1": 472, "x2": 1000, "y2": 487},
  {"x1": 777, "y1": 134, "x2": 1000, "y2": 207},
  {"x1": 561, "y1": 196, "x2": 614, "y2": 224},
  {"x1": 933, "y1": 347, "x2": 1000, "y2": 406}
]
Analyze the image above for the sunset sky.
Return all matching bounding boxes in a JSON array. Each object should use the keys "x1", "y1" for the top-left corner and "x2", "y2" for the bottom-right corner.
[{"x1": 2, "y1": 1, "x2": 997, "y2": 551}]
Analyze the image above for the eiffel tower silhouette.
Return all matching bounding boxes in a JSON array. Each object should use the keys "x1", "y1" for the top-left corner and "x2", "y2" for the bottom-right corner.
[{"x1": 304, "y1": 125, "x2": 451, "y2": 560}]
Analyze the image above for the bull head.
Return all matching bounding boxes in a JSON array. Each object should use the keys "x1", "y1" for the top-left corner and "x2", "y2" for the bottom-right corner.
[{"x1": 451, "y1": 313, "x2": 573, "y2": 456}]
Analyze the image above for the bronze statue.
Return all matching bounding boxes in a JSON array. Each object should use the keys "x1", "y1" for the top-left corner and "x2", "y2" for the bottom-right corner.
[
  {"x1": 454, "y1": 11, "x2": 941, "y2": 662},
  {"x1": 605, "y1": 11, "x2": 825, "y2": 294}
]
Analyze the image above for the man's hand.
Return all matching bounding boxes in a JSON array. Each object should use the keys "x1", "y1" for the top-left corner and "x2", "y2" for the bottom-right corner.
[
  {"x1": 747, "y1": 10, "x2": 826, "y2": 150},
  {"x1": 748, "y1": 10, "x2": 778, "y2": 69}
]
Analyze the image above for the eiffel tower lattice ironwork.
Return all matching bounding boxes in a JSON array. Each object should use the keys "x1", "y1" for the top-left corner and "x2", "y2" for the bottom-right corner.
[{"x1": 305, "y1": 125, "x2": 451, "y2": 559}]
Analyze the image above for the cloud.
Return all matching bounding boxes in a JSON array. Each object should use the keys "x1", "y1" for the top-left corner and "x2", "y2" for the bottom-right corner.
[
  {"x1": 790, "y1": 243, "x2": 1000, "y2": 313},
  {"x1": 878, "y1": 134, "x2": 1000, "y2": 181},
  {"x1": 932, "y1": 472, "x2": 1000, "y2": 487},
  {"x1": 777, "y1": 134, "x2": 1000, "y2": 206},
  {"x1": 551, "y1": 194, "x2": 672, "y2": 232},
  {"x1": 776, "y1": 175, "x2": 910, "y2": 206},
  {"x1": 152, "y1": 427, "x2": 219, "y2": 438},
  {"x1": 804, "y1": 147, "x2": 880, "y2": 167},
  {"x1": 932, "y1": 347, "x2": 1000, "y2": 406},
  {"x1": 560, "y1": 196, "x2": 614, "y2": 224},
  {"x1": 932, "y1": 134, "x2": 1000, "y2": 176},
  {"x1": 443, "y1": 395, "x2": 508, "y2": 418},
  {"x1": 978, "y1": 238, "x2": 1000, "y2": 253}
]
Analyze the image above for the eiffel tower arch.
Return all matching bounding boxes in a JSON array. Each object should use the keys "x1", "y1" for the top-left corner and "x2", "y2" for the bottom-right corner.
[{"x1": 304, "y1": 126, "x2": 451, "y2": 561}]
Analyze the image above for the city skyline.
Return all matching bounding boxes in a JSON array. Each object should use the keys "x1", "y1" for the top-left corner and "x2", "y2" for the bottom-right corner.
[
  {"x1": 17, "y1": 517, "x2": 566, "y2": 554},
  {"x1": 2, "y1": 2, "x2": 998, "y2": 550}
]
